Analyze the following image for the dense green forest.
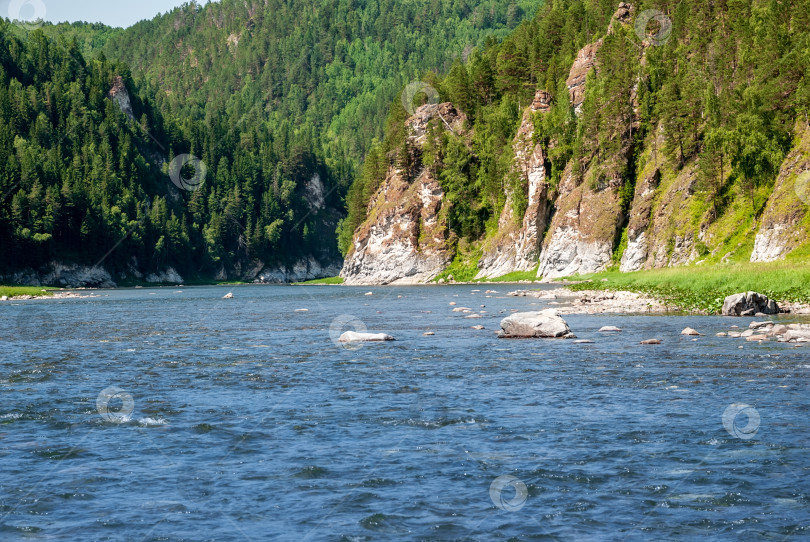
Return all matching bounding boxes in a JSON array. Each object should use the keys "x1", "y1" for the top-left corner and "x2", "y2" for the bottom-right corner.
[
  {"x1": 340, "y1": 0, "x2": 810, "y2": 257},
  {"x1": 0, "y1": 0, "x2": 542, "y2": 280}
]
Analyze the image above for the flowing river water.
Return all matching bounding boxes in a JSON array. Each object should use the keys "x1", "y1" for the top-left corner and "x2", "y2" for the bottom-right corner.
[{"x1": 1, "y1": 284, "x2": 809, "y2": 540}]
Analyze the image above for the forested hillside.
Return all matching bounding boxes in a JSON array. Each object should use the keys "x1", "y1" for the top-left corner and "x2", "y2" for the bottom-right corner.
[
  {"x1": 1, "y1": 0, "x2": 543, "y2": 284},
  {"x1": 341, "y1": 0, "x2": 810, "y2": 284}
]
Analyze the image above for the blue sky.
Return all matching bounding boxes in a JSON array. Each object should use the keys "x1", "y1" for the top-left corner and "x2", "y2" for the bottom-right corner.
[{"x1": 3, "y1": 0, "x2": 216, "y2": 28}]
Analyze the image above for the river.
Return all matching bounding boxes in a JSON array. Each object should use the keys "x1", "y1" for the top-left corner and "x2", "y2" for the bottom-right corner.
[{"x1": 1, "y1": 284, "x2": 808, "y2": 540}]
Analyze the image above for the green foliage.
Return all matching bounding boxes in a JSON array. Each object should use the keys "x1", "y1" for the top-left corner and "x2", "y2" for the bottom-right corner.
[
  {"x1": 568, "y1": 260, "x2": 810, "y2": 314},
  {"x1": 0, "y1": 285, "x2": 55, "y2": 297},
  {"x1": 293, "y1": 276, "x2": 344, "y2": 285}
]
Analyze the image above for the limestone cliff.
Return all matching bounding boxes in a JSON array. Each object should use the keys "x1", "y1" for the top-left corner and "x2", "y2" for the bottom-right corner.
[
  {"x1": 537, "y1": 163, "x2": 624, "y2": 279},
  {"x1": 340, "y1": 103, "x2": 464, "y2": 285},
  {"x1": 476, "y1": 90, "x2": 551, "y2": 279},
  {"x1": 342, "y1": 2, "x2": 810, "y2": 284},
  {"x1": 751, "y1": 121, "x2": 810, "y2": 262}
]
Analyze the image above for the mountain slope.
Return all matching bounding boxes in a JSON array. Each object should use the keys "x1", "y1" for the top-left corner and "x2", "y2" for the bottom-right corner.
[
  {"x1": 2, "y1": 0, "x2": 546, "y2": 284},
  {"x1": 341, "y1": 0, "x2": 810, "y2": 284}
]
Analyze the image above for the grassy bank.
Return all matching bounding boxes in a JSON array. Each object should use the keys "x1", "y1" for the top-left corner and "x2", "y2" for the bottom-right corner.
[
  {"x1": 294, "y1": 276, "x2": 344, "y2": 285},
  {"x1": 0, "y1": 286, "x2": 56, "y2": 298},
  {"x1": 565, "y1": 260, "x2": 810, "y2": 313}
]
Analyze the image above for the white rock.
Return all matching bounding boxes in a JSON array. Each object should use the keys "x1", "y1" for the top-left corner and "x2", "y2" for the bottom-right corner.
[
  {"x1": 223, "y1": 292, "x2": 234, "y2": 299},
  {"x1": 749, "y1": 321, "x2": 774, "y2": 329},
  {"x1": 338, "y1": 331, "x2": 395, "y2": 343},
  {"x1": 497, "y1": 310, "x2": 573, "y2": 339},
  {"x1": 681, "y1": 327, "x2": 702, "y2": 336},
  {"x1": 598, "y1": 326, "x2": 622, "y2": 332}
]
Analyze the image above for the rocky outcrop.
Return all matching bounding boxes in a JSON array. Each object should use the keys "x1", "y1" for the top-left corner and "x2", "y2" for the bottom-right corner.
[
  {"x1": 751, "y1": 121, "x2": 810, "y2": 262},
  {"x1": 109, "y1": 75, "x2": 135, "y2": 121},
  {"x1": 254, "y1": 256, "x2": 342, "y2": 283},
  {"x1": 3, "y1": 262, "x2": 117, "y2": 288},
  {"x1": 476, "y1": 90, "x2": 551, "y2": 279},
  {"x1": 620, "y1": 168, "x2": 659, "y2": 271},
  {"x1": 566, "y1": 40, "x2": 603, "y2": 114},
  {"x1": 497, "y1": 310, "x2": 574, "y2": 338},
  {"x1": 340, "y1": 103, "x2": 464, "y2": 285},
  {"x1": 145, "y1": 267, "x2": 184, "y2": 284},
  {"x1": 537, "y1": 164, "x2": 624, "y2": 280},
  {"x1": 304, "y1": 173, "x2": 326, "y2": 211},
  {"x1": 722, "y1": 292, "x2": 779, "y2": 316}
]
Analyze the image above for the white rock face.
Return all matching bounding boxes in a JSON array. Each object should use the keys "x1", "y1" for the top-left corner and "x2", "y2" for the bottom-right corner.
[
  {"x1": 497, "y1": 310, "x2": 573, "y2": 338},
  {"x1": 538, "y1": 225, "x2": 613, "y2": 280},
  {"x1": 341, "y1": 197, "x2": 448, "y2": 285},
  {"x1": 255, "y1": 256, "x2": 341, "y2": 283},
  {"x1": 5, "y1": 262, "x2": 117, "y2": 288},
  {"x1": 750, "y1": 123, "x2": 810, "y2": 262},
  {"x1": 109, "y1": 76, "x2": 135, "y2": 121},
  {"x1": 304, "y1": 173, "x2": 325, "y2": 210},
  {"x1": 340, "y1": 103, "x2": 462, "y2": 285},
  {"x1": 620, "y1": 231, "x2": 648, "y2": 272},
  {"x1": 751, "y1": 224, "x2": 787, "y2": 262},
  {"x1": 146, "y1": 267, "x2": 184, "y2": 284},
  {"x1": 477, "y1": 99, "x2": 550, "y2": 279}
]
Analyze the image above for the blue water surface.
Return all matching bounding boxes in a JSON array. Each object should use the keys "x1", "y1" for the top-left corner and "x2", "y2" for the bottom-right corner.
[{"x1": 1, "y1": 284, "x2": 809, "y2": 541}]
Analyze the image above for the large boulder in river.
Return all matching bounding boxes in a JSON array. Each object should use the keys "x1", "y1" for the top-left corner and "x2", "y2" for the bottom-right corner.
[
  {"x1": 722, "y1": 292, "x2": 779, "y2": 316},
  {"x1": 338, "y1": 331, "x2": 395, "y2": 343},
  {"x1": 498, "y1": 310, "x2": 574, "y2": 339}
]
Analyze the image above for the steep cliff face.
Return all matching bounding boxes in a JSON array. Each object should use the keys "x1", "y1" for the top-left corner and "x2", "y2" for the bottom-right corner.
[
  {"x1": 476, "y1": 91, "x2": 551, "y2": 279},
  {"x1": 340, "y1": 103, "x2": 464, "y2": 285},
  {"x1": 537, "y1": 164, "x2": 624, "y2": 279},
  {"x1": 751, "y1": 121, "x2": 810, "y2": 262},
  {"x1": 343, "y1": 1, "x2": 810, "y2": 284},
  {"x1": 566, "y1": 40, "x2": 603, "y2": 115}
]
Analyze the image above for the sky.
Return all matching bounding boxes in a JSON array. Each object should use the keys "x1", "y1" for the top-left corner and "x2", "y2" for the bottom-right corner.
[{"x1": 3, "y1": 0, "x2": 216, "y2": 28}]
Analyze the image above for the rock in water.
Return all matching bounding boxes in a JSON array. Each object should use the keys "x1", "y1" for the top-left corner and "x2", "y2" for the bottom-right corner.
[
  {"x1": 223, "y1": 292, "x2": 234, "y2": 299},
  {"x1": 640, "y1": 339, "x2": 661, "y2": 345},
  {"x1": 681, "y1": 327, "x2": 702, "y2": 336},
  {"x1": 497, "y1": 310, "x2": 574, "y2": 339},
  {"x1": 598, "y1": 326, "x2": 622, "y2": 332},
  {"x1": 722, "y1": 292, "x2": 778, "y2": 316},
  {"x1": 338, "y1": 331, "x2": 395, "y2": 343}
]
